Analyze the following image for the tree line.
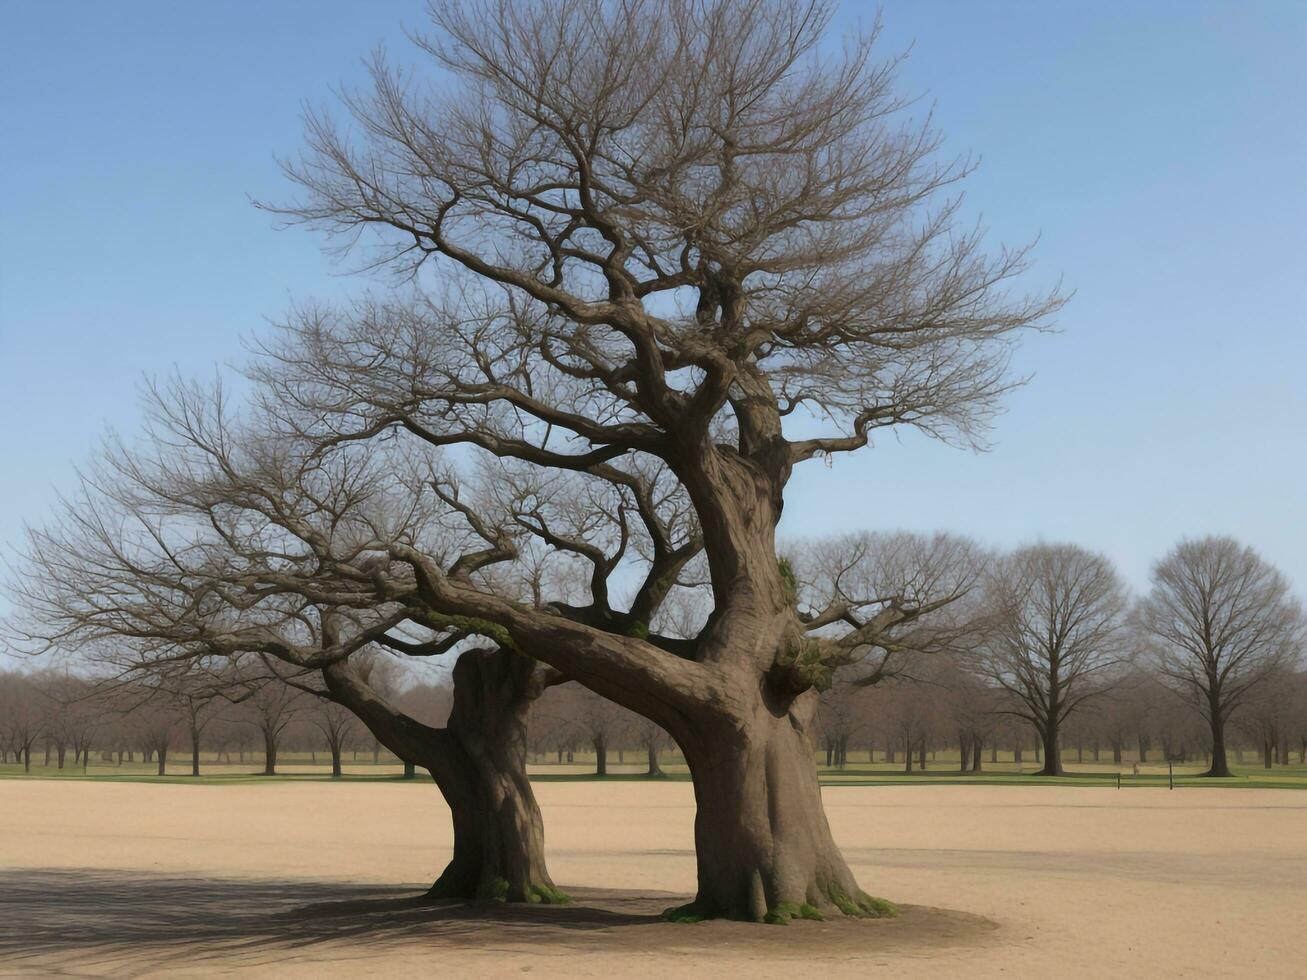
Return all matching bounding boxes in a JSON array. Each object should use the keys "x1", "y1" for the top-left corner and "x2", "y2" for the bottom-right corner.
[
  {"x1": 0, "y1": 661, "x2": 451, "y2": 776},
  {"x1": 8, "y1": 535, "x2": 1303, "y2": 780}
]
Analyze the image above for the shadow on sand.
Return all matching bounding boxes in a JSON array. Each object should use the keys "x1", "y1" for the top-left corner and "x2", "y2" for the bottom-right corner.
[{"x1": 0, "y1": 867, "x2": 999, "y2": 974}]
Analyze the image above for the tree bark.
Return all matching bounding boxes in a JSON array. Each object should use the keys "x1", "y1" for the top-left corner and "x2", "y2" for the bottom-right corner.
[
  {"x1": 262, "y1": 731, "x2": 277, "y2": 776},
  {"x1": 971, "y1": 739, "x2": 983, "y2": 773},
  {"x1": 668, "y1": 694, "x2": 892, "y2": 923},
  {"x1": 156, "y1": 746, "x2": 167, "y2": 776},
  {"x1": 322, "y1": 648, "x2": 564, "y2": 905},
  {"x1": 190, "y1": 725, "x2": 201, "y2": 777},
  {"x1": 646, "y1": 738, "x2": 663, "y2": 777},
  {"x1": 1037, "y1": 725, "x2": 1064, "y2": 776},
  {"x1": 1203, "y1": 700, "x2": 1232, "y2": 777},
  {"x1": 593, "y1": 734, "x2": 607, "y2": 776}
]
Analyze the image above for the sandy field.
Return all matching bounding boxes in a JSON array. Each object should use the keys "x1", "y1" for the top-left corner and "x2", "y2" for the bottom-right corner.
[{"x1": 0, "y1": 780, "x2": 1302, "y2": 978}]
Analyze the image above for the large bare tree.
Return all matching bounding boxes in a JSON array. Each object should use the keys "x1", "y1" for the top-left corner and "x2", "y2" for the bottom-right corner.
[
  {"x1": 975, "y1": 543, "x2": 1129, "y2": 776},
  {"x1": 1137, "y1": 537, "x2": 1304, "y2": 777},
  {"x1": 241, "y1": 0, "x2": 1061, "y2": 919},
  {"x1": 14, "y1": 0, "x2": 1057, "y2": 920}
]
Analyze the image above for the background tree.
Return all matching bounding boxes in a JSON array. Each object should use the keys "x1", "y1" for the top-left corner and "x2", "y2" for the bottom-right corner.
[
  {"x1": 1137, "y1": 536, "x2": 1305, "y2": 777},
  {"x1": 234, "y1": 676, "x2": 302, "y2": 776},
  {"x1": 307, "y1": 694, "x2": 361, "y2": 777},
  {"x1": 0, "y1": 671, "x2": 48, "y2": 771},
  {"x1": 976, "y1": 543, "x2": 1129, "y2": 776}
]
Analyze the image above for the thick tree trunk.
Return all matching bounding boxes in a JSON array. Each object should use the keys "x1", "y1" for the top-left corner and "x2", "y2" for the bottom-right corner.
[
  {"x1": 1204, "y1": 711, "x2": 1232, "y2": 777},
  {"x1": 331, "y1": 744, "x2": 343, "y2": 777},
  {"x1": 190, "y1": 726, "x2": 201, "y2": 777},
  {"x1": 1037, "y1": 724, "x2": 1064, "y2": 776},
  {"x1": 1262, "y1": 741, "x2": 1273, "y2": 769},
  {"x1": 971, "y1": 739, "x2": 983, "y2": 773},
  {"x1": 322, "y1": 648, "x2": 564, "y2": 905},
  {"x1": 262, "y1": 732, "x2": 277, "y2": 775},
  {"x1": 56, "y1": 744, "x2": 67, "y2": 769},
  {"x1": 593, "y1": 735, "x2": 607, "y2": 776},
  {"x1": 403, "y1": 760, "x2": 417, "y2": 779},
  {"x1": 156, "y1": 746, "x2": 167, "y2": 776},
  {"x1": 669, "y1": 695, "x2": 892, "y2": 923}
]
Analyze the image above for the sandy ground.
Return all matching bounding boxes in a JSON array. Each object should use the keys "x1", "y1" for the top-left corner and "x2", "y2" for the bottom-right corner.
[{"x1": 0, "y1": 780, "x2": 1302, "y2": 978}]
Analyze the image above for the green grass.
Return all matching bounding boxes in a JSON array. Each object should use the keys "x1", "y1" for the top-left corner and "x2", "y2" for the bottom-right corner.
[{"x1": 4, "y1": 756, "x2": 1305, "y2": 789}]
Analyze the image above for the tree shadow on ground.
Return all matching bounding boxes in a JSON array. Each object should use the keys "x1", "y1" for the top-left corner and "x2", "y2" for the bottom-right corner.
[{"x1": 0, "y1": 868, "x2": 998, "y2": 975}]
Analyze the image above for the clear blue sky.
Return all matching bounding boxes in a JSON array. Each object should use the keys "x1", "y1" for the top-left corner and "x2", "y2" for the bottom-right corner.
[{"x1": 2, "y1": 1, "x2": 1304, "y2": 637}]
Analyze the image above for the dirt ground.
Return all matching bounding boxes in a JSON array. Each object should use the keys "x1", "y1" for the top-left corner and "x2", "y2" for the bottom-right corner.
[{"x1": 1, "y1": 780, "x2": 1302, "y2": 978}]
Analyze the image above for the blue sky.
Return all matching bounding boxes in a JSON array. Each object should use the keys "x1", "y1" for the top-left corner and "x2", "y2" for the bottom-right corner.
[{"x1": 1, "y1": 0, "x2": 1304, "y2": 639}]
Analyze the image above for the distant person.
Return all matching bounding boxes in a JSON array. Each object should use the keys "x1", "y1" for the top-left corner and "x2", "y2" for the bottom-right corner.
[{"x1": 1132, "y1": 762, "x2": 1140, "y2": 776}]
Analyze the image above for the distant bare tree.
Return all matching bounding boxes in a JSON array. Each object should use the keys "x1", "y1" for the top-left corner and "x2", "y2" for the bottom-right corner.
[
  {"x1": 1137, "y1": 537, "x2": 1305, "y2": 777},
  {"x1": 307, "y1": 696, "x2": 361, "y2": 777},
  {"x1": 976, "y1": 543, "x2": 1129, "y2": 776},
  {"x1": 0, "y1": 671, "x2": 48, "y2": 771},
  {"x1": 236, "y1": 678, "x2": 302, "y2": 776}
]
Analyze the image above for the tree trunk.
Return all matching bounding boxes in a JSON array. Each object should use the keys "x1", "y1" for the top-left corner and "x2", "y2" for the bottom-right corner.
[
  {"x1": 56, "y1": 744, "x2": 67, "y2": 769},
  {"x1": 971, "y1": 739, "x2": 983, "y2": 773},
  {"x1": 1204, "y1": 709, "x2": 1231, "y2": 777},
  {"x1": 989, "y1": 740, "x2": 997, "y2": 764},
  {"x1": 1263, "y1": 740, "x2": 1273, "y2": 769},
  {"x1": 190, "y1": 725, "x2": 201, "y2": 777},
  {"x1": 646, "y1": 738, "x2": 663, "y2": 777},
  {"x1": 670, "y1": 695, "x2": 892, "y2": 922},
  {"x1": 322, "y1": 648, "x2": 563, "y2": 905},
  {"x1": 917, "y1": 743, "x2": 927, "y2": 771},
  {"x1": 403, "y1": 760, "x2": 417, "y2": 779},
  {"x1": 156, "y1": 746, "x2": 167, "y2": 776},
  {"x1": 262, "y1": 731, "x2": 277, "y2": 775},
  {"x1": 1013, "y1": 741, "x2": 1023, "y2": 764},
  {"x1": 1037, "y1": 724, "x2": 1063, "y2": 776},
  {"x1": 331, "y1": 744, "x2": 343, "y2": 777},
  {"x1": 593, "y1": 735, "x2": 607, "y2": 776}
]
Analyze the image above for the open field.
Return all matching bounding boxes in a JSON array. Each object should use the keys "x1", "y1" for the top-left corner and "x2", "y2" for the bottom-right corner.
[{"x1": 1, "y1": 779, "x2": 1303, "y2": 978}]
